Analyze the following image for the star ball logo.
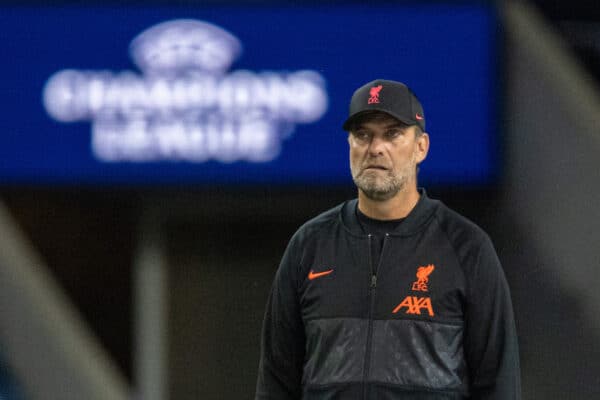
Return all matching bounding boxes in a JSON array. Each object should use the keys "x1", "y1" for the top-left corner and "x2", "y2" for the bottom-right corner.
[{"x1": 43, "y1": 19, "x2": 329, "y2": 163}]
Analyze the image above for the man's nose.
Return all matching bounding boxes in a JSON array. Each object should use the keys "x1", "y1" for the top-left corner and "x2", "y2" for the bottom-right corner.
[{"x1": 368, "y1": 136, "x2": 385, "y2": 155}]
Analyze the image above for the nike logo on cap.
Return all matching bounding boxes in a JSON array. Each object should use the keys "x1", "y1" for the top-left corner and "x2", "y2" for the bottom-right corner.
[{"x1": 308, "y1": 269, "x2": 334, "y2": 280}]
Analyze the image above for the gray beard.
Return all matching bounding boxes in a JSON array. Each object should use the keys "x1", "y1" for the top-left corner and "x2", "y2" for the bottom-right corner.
[{"x1": 352, "y1": 170, "x2": 404, "y2": 201}]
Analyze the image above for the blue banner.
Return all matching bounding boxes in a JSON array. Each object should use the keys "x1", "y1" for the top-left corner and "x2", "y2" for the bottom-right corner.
[{"x1": 0, "y1": 4, "x2": 498, "y2": 186}]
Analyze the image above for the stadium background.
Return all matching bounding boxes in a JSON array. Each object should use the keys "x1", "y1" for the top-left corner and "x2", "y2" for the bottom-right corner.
[{"x1": 1, "y1": 0, "x2": 599, "y2": 399}]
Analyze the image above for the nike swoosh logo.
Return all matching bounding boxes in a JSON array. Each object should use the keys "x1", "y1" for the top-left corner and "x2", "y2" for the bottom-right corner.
[{"x1": 308, "y1": 269, "x2": 334, "y2": 280}]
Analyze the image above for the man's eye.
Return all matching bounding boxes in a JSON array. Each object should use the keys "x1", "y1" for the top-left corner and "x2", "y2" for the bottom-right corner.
[
  {"x1": 354, "y1": 131, "x2": 370, "y2": 140},
  {"x1": 385, "y1": 129, "x2": 402, "y2": 138}
]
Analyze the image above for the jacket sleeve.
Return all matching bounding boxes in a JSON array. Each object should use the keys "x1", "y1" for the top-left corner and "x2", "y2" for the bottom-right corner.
[
  {"x1": 465, "y1": 236, "x2": 521, "y2": 400},
  {"x1": 255, "y1": 234, "x2": 306, "y2": 400}
]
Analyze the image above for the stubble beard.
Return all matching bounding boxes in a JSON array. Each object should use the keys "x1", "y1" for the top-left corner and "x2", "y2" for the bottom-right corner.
[{"x1": 351, "y1": 155, "x2": 416, "y2": 202}]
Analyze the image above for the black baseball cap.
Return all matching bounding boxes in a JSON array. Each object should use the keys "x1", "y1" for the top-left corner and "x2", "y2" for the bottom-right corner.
[{"x1": 342, "y1": 79, "x2": 426, "y2": 131}]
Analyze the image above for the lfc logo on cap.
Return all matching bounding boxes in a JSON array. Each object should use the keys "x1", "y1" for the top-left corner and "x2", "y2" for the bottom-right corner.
[{"x1": 368, "y1": 85, "x2": 382, "y2": 104}]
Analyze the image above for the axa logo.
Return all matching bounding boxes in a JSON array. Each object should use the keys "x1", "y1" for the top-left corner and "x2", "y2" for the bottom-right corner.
[
  {"x1": 392, "y1": 296, "x2": 434, "y2": 317},
  {"x1": 367, "y1": 85, "x2": 382, "y2": 104},
  {"x1": 393, "y1": 264, "x2": 436, "y2": 317},
  {"x1": 412, "y1": 264, "x2": 434, "y2": 292},
  {"x1": 43, "y1": 19, "x2": 328, "y2": 163}
]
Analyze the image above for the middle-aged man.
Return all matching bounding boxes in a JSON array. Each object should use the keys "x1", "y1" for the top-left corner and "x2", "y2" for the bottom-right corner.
[{"x1": 256, "y1": 79, "x2": 521, "y2": 399}]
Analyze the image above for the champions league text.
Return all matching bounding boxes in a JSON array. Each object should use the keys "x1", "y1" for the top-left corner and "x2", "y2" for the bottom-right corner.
[{"x1": 42, "y1": 20, "x2": 328, "y2": 163}]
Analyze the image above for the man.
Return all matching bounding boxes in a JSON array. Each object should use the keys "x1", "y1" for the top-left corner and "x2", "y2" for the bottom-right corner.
[{"x1": 256, "y1": 79, "x2": 521, "y2": 399}]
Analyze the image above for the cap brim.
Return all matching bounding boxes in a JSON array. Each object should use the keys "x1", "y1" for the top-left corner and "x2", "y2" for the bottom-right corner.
[{"x1": 342, "y1": 109, "x2": 417, "y2": 131}]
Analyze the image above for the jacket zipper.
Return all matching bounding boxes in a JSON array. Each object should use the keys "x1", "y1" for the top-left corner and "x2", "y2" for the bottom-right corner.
[{"x1": 363, "y1": 233, "x2": 389, "y2": 400}]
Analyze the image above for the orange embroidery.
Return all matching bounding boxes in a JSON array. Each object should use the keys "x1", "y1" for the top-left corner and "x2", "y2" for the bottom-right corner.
[
  {"x1": 392, "y1": 296, "x2": 435, "y2": 317},
  {"x1": 368, "y1": 85, "x2": 383, "y2": 104},
  {"x1": 308, "y1": 269, "x2": 334, "y2": 280},
  {"x1": 412, "y1": 264, "x2": 435, "y2": 292}
]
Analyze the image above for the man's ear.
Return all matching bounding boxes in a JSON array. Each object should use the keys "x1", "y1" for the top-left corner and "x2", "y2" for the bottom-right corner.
[{"x1": 416, "y1": 132, "x2": 430, "y2": 164}]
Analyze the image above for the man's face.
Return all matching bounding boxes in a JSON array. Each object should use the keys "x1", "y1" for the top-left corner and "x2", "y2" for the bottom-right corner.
[{"x1": 348, "y1": 113, "x2": 429, "y2": 201}]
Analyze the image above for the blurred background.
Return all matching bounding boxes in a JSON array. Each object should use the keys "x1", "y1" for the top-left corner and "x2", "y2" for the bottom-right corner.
[{"x1": 0, "y1": 0, "x2": 599, "y2": 399}]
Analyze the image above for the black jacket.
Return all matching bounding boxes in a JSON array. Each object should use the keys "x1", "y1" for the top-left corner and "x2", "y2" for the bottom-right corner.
[{"x1": 256, "y1": 192, "x2": 520, "y2": 399}]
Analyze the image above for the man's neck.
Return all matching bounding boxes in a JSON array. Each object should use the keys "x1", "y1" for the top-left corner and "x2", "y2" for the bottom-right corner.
[{"x1": 357, "y1": 187, "x2": 420, "y2": 221}]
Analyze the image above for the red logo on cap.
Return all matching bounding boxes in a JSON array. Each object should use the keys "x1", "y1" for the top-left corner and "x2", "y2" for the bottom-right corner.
[
  {"x1": 415, "y1": 113, "x2": 424, "y2": 120},
  {"x1": 368, "y1": 85, "x2": 383, "y2": 104}
]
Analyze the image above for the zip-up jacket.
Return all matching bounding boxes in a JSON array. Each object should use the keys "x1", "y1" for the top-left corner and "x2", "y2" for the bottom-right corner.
[{"x1": 256, "y1": 192, "x2": 521, "y2": 399}]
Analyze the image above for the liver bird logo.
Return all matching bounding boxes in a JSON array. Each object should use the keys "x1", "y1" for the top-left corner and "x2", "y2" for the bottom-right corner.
[
  {"x1": 368, "y1": 85, "x2": 383, "y2": 104},
  {"x1": 412, "y1": 264, "x2": 435, "y2": 292}
]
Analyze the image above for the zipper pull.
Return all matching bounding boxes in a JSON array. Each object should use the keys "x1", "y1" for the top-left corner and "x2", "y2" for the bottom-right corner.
[{"x1": 371, "y1": 274, "x2": 377, "y2": 288}]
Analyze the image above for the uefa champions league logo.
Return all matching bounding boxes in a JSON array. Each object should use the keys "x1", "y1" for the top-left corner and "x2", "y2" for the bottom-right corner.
[{"x1": 43, "y1": 19, "x2": 328, "y2": 163}]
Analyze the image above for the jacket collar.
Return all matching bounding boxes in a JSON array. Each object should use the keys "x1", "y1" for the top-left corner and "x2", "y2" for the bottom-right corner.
[{"x1": 340, "y1": 188, "x2": 439, "y2": 237}]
